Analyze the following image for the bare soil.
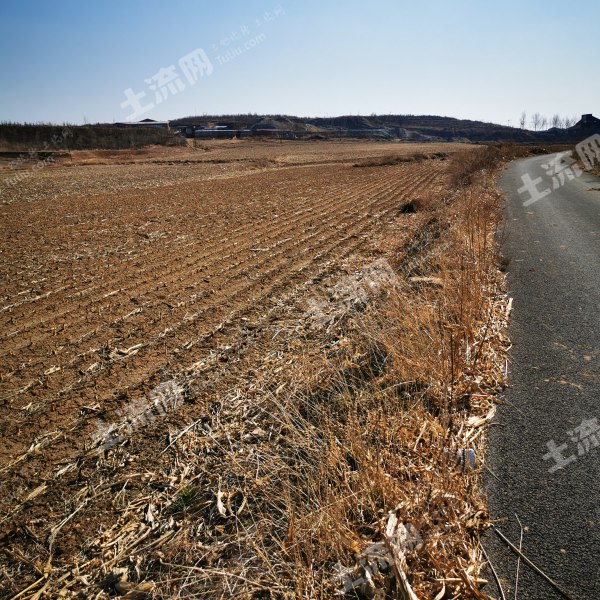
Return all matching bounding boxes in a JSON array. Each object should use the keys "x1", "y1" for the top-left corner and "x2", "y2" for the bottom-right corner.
[{"x1": 0, "y1": 140, "x2": 471, "y2": 596}]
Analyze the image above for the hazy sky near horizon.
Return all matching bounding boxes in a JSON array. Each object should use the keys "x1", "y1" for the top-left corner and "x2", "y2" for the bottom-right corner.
[{"x1": 1, "y1": 0, "x2": 598, "y2": 126}]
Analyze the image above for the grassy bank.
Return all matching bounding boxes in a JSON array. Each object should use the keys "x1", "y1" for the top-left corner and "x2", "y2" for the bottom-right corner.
[{"x1": 130, "y1": 147, "x2": 512, "y2": 598}]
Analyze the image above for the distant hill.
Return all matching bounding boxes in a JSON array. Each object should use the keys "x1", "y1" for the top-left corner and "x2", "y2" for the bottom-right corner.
[
  {"x1": 171, "y1": 113, "x2": 600, "y2": 143},
  {"x1": 2, "y1": 114, "x2": 598, "y2": 152}
]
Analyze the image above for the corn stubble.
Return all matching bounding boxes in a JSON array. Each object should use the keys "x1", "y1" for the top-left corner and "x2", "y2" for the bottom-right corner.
[
  {"x1": 1, "y1": 144, "x2": 515, "y2": 599},
  {"x1": 144, "y1": 150, "x2": 511, "y2": 598}
]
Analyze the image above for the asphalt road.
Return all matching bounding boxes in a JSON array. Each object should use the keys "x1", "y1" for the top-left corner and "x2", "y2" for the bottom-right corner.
[{"x1": 485, "y1": 153, "x2": 600, "y2": 600}]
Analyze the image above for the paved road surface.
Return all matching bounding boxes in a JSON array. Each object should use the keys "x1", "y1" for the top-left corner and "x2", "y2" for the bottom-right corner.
[{"x1": 486, "y1": 153, "x2": 600, "y2": 599}]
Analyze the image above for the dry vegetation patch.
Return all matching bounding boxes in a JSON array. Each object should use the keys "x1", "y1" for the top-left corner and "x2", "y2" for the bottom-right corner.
[{"x1": 0, "y1": 142, "x2": 510, "y2": 598}]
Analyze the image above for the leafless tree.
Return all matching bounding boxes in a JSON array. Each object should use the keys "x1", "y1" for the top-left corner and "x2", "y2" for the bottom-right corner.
[
  {"x1": 520, "y1": 111, "x2": 527, "y2": 129},
  {"x1": 551, "y1": 114, "x2": 562, "y2": 128},
  {"x1": 563, "y1": 115, "x2": 577, "y2": 128},
  {"x1": 531, "y1": 112, "x2": 542, "y2": 131},
  {"x1": 540, "y1": 116, "x2": 548, "y2": 130}
]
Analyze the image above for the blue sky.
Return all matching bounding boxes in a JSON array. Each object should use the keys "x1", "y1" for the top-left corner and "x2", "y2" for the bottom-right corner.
[{"x1": 1, "y1": 0, "x2": 598, "y2": 126}]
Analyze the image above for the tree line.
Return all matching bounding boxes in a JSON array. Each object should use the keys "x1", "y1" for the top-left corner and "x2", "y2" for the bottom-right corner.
[
  {"x1": 0, "y1": 123, "x2": 185, "y2": 151},
  {"x1": 518, "y1": 112, "x2": 579, "y2": 131}
]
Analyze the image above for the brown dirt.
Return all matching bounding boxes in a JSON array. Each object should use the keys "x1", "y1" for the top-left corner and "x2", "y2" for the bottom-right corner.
[{"x1": 0, "y1": 141, "x2": 471, "y2": 596}]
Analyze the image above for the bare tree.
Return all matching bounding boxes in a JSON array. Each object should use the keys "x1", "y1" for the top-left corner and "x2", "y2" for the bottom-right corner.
[
  {"x1": 563, "y1": 115, "x2": 577, "y2": 128},
  {"x1": 520, "y1": 111, "x2": 527, "y2": 129},
  {"x1": 551, "y1": 113, "x2": 562, "y2": 128},
  {"x1": 531, "y1": 112, "x2": 542, "y2": 131},
  {"x1": 540, "y1": 116, "x2": 548, "y2": 130}
]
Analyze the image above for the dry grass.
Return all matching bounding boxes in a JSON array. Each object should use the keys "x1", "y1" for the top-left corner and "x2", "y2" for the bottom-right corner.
[
  {"x1": 0, "y1": 144, "x2": 511, "y2": 599},
  {"x1": 353, "y1": 151, "x2": 448, "y2": 168},
  {"x1": 448, "y1": 144, "x2": 511, "y2": 187},
  {"x1": 103, "y1": 156, "x2": 509, "y2": 599},
  {"x1": 571, "y1": 141, "x2": 600, "y2": 177},
  {"x1": 214, "y1": 177, "x2": 507, "y2": 599}
]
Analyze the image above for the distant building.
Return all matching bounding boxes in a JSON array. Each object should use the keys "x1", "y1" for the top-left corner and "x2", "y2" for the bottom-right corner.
[
  {"x1": 115, "y1": 118, "x2": 170, "y2": 129},
  {"x1": 249, "y1": 123, "x2": 297, "y2": 138},
  {"x1": 572, "y1": 114, "x2": 600, "y2": 129},
  {"x1": 194, "y1": 127, "x2": 238, "y2": 139},
  {"x1": 171, "y1": 122, "x2": 297, "y2": 139},
  {"x1": 176, "y1": 126, "x2": 196, "y2": 137}
]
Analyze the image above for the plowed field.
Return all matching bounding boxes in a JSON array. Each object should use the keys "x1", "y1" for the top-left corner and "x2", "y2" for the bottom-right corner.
[{"x1": 0, "y1": 140, "x2": 466, "y2": 596}]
